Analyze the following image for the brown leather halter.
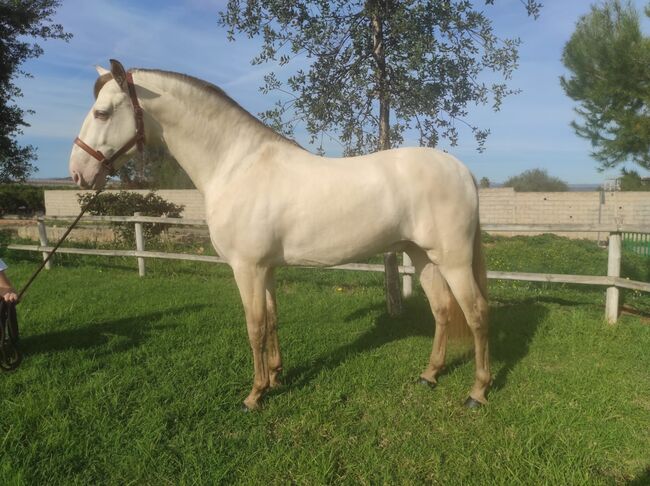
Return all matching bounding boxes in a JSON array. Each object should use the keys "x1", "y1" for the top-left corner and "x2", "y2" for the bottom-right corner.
[{"x1": 74, "y1": 72, "x2": 145, "y2": 175}]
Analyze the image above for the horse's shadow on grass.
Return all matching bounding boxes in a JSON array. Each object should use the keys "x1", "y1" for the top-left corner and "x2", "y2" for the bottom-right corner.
[
  {"x1": 627, "y1": 467, "x2": 650, "y2": 486},
  {"x1": 489, "y1": 301, "x2": 548, "y2": 392},
  {"x1": 284, "y1": 297, "x2": 548, "y2": 397},
  {"x1": 20, "y1": 304, "x2": 208, "y2": 357}
]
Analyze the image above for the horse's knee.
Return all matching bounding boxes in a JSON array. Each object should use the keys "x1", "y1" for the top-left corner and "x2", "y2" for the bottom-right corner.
[
  {"x1": 465, "y1": 297, "x2": 488, "y2": 331},
  {"x1": 423, "y1": 284, "x2": 455, "y2": 325},
  {"x1": 431, "y1": 303, "x2": 450, "y2": 326}
]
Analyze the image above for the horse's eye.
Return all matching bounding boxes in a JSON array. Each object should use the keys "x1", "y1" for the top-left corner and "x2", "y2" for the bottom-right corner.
[{"x1": 94, "y1": 110, "x2": 109, "y2": 120}]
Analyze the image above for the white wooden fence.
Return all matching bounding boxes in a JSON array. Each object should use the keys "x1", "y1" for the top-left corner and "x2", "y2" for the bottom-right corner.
[{"x1": 8, "y1": 215, "x2": 650, "y2": 324}]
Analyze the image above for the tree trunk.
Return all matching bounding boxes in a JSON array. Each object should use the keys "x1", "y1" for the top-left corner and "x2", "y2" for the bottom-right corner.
[{"x1": 372, "y1": 8, "x2": 403, "y2": 317}]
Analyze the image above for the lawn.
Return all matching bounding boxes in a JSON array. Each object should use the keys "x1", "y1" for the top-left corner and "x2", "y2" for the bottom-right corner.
[{"x1": 0, "y1": 235, "x2": 649, "y2": 485}]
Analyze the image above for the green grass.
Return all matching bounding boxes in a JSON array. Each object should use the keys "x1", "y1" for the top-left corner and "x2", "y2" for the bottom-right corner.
[{"x1": 0, "y1": 236, "x2": 649, "y2": 485}]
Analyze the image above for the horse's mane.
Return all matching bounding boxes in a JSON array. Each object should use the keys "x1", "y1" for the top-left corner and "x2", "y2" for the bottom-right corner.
[{"x1": 134, "y1": 68, "x2": 304, "y2": 150}]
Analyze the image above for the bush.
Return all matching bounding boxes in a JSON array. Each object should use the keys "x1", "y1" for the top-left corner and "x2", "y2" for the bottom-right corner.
[
  {"x1": 77, "y1": 191, "x2": 184, "y2": 243},
  {"x1": 503, "y1": 168, "x2": 569, "y2": 192},
  {"x1": 0, "y1": 185, "x2": 45, "y2": 215}
]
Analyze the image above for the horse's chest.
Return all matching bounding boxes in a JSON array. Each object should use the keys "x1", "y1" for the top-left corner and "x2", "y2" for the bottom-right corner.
[{"x1": 204, "y1": 195, "x2": 278, "y2": 262}]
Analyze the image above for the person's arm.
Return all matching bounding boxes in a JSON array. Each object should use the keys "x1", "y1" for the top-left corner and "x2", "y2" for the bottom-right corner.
[{"x1": 0, "y1": 271, "x2": 17, "y2": 302}]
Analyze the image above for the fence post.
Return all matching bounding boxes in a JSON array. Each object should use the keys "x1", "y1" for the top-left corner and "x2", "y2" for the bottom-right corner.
[
  {"x1": 402, "y1": 252, "x2": 413, "y2": 298},
  {"x1": 606, "y1": 232, "x2": 621, "y2": 324},
  {"x1": 37, "y1": 217, "x2": 52, "y2": 270},
  {"x1": 134, "y1": 212, "x2": 145, "y2": 277}
]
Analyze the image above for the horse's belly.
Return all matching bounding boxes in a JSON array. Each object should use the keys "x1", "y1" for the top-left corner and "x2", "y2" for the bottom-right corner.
[{"x1": 281, "y1": 216, "x2": 401, "y2": 266}]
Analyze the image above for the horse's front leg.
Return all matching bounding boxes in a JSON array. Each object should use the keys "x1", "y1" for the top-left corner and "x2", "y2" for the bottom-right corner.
[
  {"x1": 232, "y1": 263, "x2": 271, "y2": 410},
  {"x1": 265, "y1": 273, "x2": 283, "y2": 388}
]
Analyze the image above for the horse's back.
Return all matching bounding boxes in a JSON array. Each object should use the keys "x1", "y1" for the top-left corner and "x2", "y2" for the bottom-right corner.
[{"x1": 276, "y1": 146, "x2": 478, "y2": 264}]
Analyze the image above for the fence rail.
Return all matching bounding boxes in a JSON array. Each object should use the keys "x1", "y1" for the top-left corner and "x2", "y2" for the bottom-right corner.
[{"x1": 7, "y1": 215, "x2": 650, "y2": 324}]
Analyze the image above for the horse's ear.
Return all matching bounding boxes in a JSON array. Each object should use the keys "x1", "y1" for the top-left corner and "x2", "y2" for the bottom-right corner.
[
  {"x1": 95, "y1": 65, "x2": 110, "y2": 76},
  {"x1": 93, "y1": 73, "x2": 112, "y2": 99},
  {"x1": 109, "y1": 59, "x2": 129, "y2": 93}
]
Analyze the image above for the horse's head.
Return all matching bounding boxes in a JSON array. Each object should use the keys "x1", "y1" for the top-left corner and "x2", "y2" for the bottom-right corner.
[{"x1": 69, "y1": 59, "x2": 144, "y2": 189}]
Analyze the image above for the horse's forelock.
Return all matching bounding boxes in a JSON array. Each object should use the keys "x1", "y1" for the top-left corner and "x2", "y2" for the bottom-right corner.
[{"x1": 93, "y1": 72, "x2": 113, "y2": 99}]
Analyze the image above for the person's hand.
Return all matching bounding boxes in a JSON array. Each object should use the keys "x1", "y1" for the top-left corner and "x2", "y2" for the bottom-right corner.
[{"x1": 2, "y1": 291, "x2": 17, "y2": 303}]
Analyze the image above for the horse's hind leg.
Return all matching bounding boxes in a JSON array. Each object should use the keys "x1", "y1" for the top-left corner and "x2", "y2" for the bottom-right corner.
[
  {"x1": 408, "y1": 248, "x2": 457, "y2": 386},
  {"x1": 438, "y1": 264, "x2": 490, "y2": 405},
  {"x1": 265, "y1": 272, "x2": 282, "y2": 388}
]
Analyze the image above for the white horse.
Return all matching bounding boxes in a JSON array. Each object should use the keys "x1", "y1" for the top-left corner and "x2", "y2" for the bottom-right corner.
[{"x1": 69, "y1": 60, "x2": 490, "y2": 410}]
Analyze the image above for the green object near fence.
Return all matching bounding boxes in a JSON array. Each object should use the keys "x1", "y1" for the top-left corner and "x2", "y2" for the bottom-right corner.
[{"x1": 623, "y1": 232, "x2": 650, "y2": 256}]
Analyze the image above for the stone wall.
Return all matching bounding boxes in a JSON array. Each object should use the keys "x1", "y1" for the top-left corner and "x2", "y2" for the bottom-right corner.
[
  {"x1": 478, "y1": 188, "x2": 650, "y2": 239},
  {"x1": 44, "y1": 189, "x2": 206, "y2": 219},
  {"x1": 45, "y1": 188, "x2": 650, "y2": 240}
]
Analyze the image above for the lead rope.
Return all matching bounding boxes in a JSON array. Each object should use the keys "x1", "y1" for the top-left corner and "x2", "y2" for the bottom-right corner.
[{"x1": 0, "y1": 189, "x2": 104, "y2": 371}]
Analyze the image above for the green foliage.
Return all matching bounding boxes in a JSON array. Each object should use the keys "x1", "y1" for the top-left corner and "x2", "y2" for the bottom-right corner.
[
  {"x1": 619, "y1": 168, "x2": 650, "y2": 191},
  {"x1": 77, "y1": 191, "x2": 184, "y2": 243},
  {"x1": 561, "y1": 0, "x2": 650, "y2": 170},
  {"x1": 0, "y1": 184, "x2": 44, "y2": 215},
  {"x1": 219, "y1": 0, "x2": 541, "y2": 155},
  {"x1": 117, "y1": 146, "x2": 195, "y2": 189},
  {"x1": 479, "y1": 177, "x2": 491, "y2": 188},
  {"x1": 502, "y1": 168, "x2": 568, "y2": 192},
  {"x1": 0, "y1": 1, "x2": 71, "y2": 182}
]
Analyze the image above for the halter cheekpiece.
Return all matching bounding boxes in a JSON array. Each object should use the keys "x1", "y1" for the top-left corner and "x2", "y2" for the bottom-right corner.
[{"x1": 74, "y1": 72, "x2": 145, "y2": 174}]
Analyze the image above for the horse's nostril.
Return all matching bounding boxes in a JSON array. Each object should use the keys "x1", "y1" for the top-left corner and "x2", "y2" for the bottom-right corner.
[{"x1": 72, "y1": 172, "x2": 81, "y2": 185}]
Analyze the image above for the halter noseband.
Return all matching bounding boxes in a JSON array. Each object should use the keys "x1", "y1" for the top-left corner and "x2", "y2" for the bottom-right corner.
[{"x1": 74, "y1": 72, "x2": 145, "y2": 175}]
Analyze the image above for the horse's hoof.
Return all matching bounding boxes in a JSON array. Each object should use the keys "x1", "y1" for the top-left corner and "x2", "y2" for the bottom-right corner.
[
  {"x1": 418, "y1": 377, "x2": 436, "y2": 389},
  {"x1": 463, "y1": 397, "x2": 484, "y2": 409},
  {"x1": 241, "y1": 402, "x2": 260, "y2": 412}
]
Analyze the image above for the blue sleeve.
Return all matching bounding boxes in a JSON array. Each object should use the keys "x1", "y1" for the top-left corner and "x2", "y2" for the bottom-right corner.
[{"x1": 0, "y1": 259, "x2": 6, "y2": 272}]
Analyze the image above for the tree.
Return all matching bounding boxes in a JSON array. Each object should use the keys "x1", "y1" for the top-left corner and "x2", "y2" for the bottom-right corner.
[
  {"x1": 219, "y1": 0, "x2": 541, "y2": 314},
  {"x1": 561, "y1": 0, "x2": 650, "y2": 171},
  {"x1": 502, "y1": 168, "x2": 568, "y2": 192},
  {"x1": 0, "y1": 0, "x2": 71, "y2": 182},
  {"x1": 619, "y1": 168, "x2": 650, "y2": 191},
  {"x1": 221, "y1": 0, "x2": 542, "y2": 155},
  {"x1": 479, "y1": 176, "x2": 491, "y2": 188}
]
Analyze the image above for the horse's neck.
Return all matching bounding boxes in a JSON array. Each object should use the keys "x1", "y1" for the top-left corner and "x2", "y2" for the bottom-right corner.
[{"x1": 135, "y1": 71, "x2": 276, "y2": 193}]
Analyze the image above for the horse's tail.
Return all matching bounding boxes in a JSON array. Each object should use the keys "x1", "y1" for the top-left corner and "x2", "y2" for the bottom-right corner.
[
  {"x1": 447, "y1": 216, "x2": 488, "y2": 342},
  {"x1": 472, "y1": 218, "x2": 488, "y2": 303}
]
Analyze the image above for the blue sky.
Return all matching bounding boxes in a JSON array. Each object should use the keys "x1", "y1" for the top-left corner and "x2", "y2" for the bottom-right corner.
[{"x1": 15, "y1": 0, "x2": 650, "y2": 184}]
